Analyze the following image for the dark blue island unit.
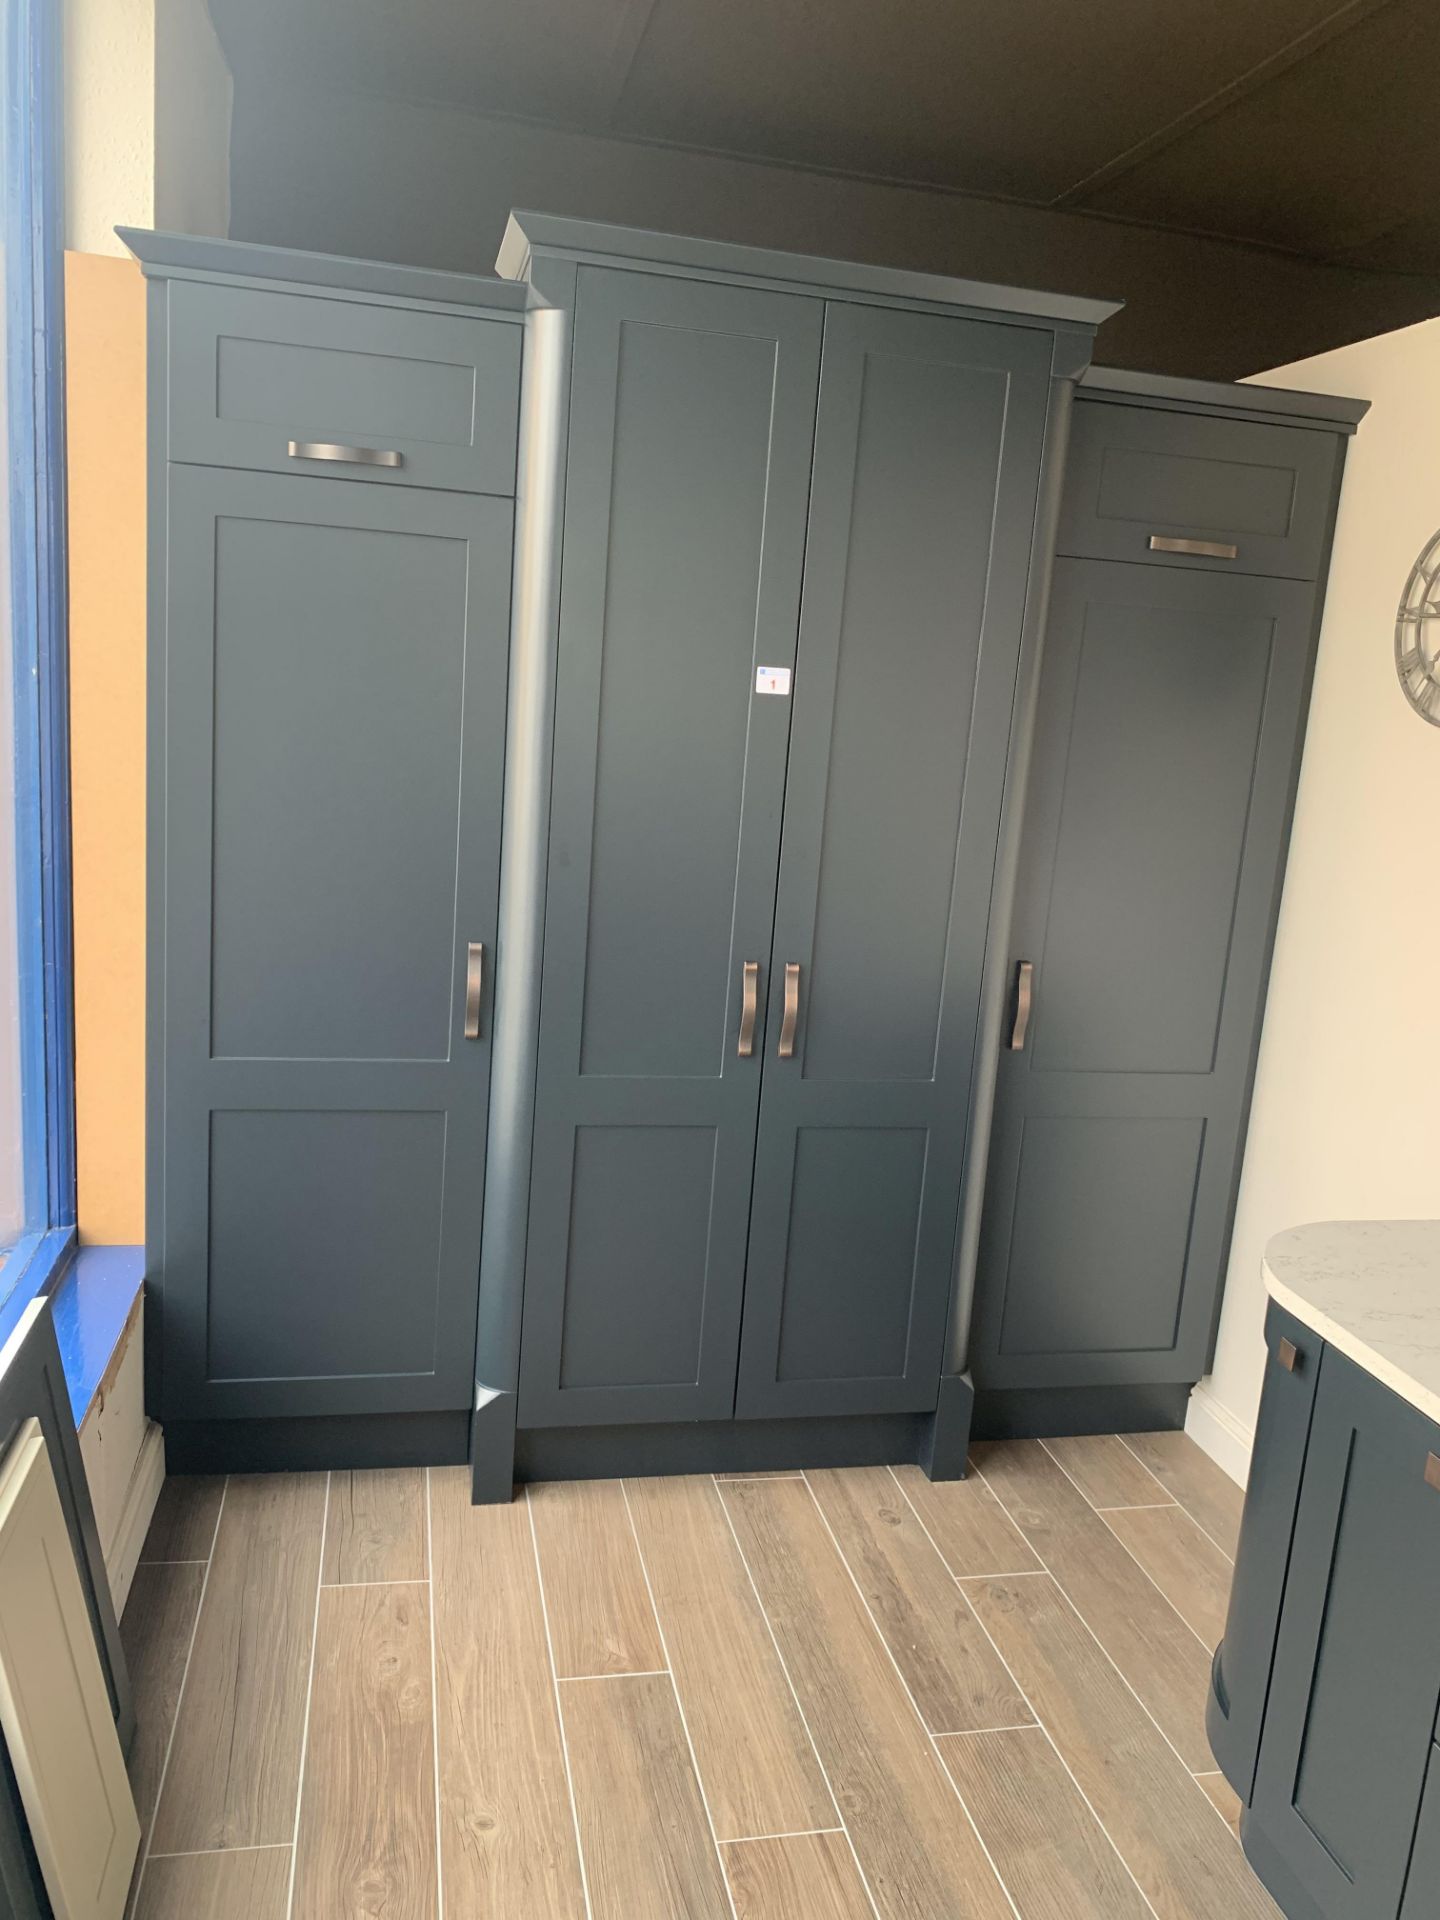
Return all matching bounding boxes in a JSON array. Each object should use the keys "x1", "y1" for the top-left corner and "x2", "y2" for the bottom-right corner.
[{"x1": 1208, "y1": 1220, "x2": 1440, "y2": 1920}]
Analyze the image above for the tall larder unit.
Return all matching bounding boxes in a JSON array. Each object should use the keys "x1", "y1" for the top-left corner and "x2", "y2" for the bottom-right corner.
[{"x1": 472, "y1": 216, "x2": 1119, "y2": 1495}]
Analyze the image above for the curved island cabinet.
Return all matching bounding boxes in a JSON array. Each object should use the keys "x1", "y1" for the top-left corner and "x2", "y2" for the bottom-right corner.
[{"x1": 1208, "y1": 1220, "x2": 1440, "y2": 1920}]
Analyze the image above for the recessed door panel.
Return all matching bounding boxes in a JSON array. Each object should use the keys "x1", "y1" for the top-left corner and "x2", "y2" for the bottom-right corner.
[
  {"x1": 557, "y1": 1127, "x2": 718, "y2": 1393},
  {"x1": 519, "y1": 268, "x2": 824, "y2": 1427},
  {"x1": 209, "y1": 515, "x2": 468, "y2": 1062},
  {"x1": 737, "y1": 300, "x2": 1054, "y2": 1419},
  {"x1": 205, "y1": 1110, "x2": 447, "y2": 1383},
  {"x1": 578, "y1": 318, "x2": 782, "y2": 1080},
  {"x1": 973, "y1": 552, "x2": 1318, "y2": 1391},
  {"x1": 1030, "y1": 598, "x2": 1271, "y2": 1076},
  {"x1": 995, "y1": 1114, "x2": 1205, "y2": 1359},
  {"x1": 799, "y1": 346, "x2": 1000, "y2": 1085},
  {"x1": 161, "y1": 470, "x2": 511, "y2": 1419},
  {"x1": 775, "y1": 1128, "x2": 929, "y2": 1385}
]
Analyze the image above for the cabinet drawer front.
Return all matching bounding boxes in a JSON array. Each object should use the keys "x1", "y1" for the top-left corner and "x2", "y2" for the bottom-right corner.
[
  {"x1": 1058, "y1": 399, "x2": 1339, "y2": 579},
  {"x1": 168, "y1": 280, "x2": 521, "y2": 495}
]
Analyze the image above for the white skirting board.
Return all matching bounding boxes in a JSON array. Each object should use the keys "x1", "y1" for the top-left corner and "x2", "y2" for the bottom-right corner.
[{"x1": 1184, "y1": 1382, "x2": 1253, "y2": 1490}]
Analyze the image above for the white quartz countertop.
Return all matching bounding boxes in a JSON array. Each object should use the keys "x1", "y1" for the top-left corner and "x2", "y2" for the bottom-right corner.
[{"x1": 1263, "y1": 1220, "x2": 1440, "y2": 1425}]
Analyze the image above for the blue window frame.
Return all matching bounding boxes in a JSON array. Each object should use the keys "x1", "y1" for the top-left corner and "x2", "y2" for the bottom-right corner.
[{"x1": 0, "y1": 0, "x2": 76, "y2": 1345}]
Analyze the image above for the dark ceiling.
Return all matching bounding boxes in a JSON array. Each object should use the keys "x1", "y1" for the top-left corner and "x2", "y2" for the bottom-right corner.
[{"x1": 213, "y1": 0, "x2": 1440, "y2": 275}]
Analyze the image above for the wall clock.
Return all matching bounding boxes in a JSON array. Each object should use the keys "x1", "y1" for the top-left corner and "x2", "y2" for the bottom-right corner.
[{"x1": 1396, "y1": 529, "x2": 1440, "y2": 725}]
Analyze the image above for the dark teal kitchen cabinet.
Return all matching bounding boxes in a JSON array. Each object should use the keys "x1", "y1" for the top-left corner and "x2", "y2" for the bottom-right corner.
[
  {"x1": 495, "y1": 216, "x2": 1110, "y2": 1462},
  {"x1": 969, "y1": 377, "x2": 1363, "y2": 1431},
  {"x1": 734, "y1": 301, "x2": 1052, "y2": 1419},
  {"x1": 1211, "y1": 1274, "x2": 1440, "y2": 1920},
  {"x1": 513, "y1": 267, "x2": 823, "y2": 1430},
  {"x1": 1246, "y1": 1348, "x2": 1440, "y2": 1920},
  {"x1": 1206, "y1": 1300, "x2": 1319, "y2": 1804},
  {"x1": 127, "y1": 222, "x2": 1366, "y2": 1490},
  {"x1": 126, "y1": 230, "x2": 526, "y2": 1466}
]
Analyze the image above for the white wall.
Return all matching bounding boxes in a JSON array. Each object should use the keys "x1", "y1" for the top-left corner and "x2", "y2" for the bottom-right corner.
[
  {"x1": 1186, "y1": 316, "x2": 1440, "y2": 1483},
  {"x1": 64, "y1": 0, "x2": 153, "y2": 254}
]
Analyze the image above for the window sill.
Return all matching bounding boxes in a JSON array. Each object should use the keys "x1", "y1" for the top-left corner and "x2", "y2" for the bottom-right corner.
[{"x1": 0, "y1": 1226, "x2": 78, "y2": 1354}]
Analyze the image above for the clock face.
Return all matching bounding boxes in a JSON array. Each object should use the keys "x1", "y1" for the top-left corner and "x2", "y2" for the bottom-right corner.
[{"x1": 1396, "y1": 530, "x2": 1440, "y2": 726}]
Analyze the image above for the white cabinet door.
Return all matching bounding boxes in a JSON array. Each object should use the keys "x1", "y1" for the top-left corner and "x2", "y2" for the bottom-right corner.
[{"x1": 0, "y1": 1419, "x2": 139, "y2": 1920}]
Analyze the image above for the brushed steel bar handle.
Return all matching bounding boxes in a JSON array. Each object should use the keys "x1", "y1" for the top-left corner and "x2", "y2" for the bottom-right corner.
[
  {"x1": 1277, "y1": 1336, "x2": 1300, "y2": 1373},
  {"x1": 463, "y1": 942, "x2": 485, "y2": 1040},
  {"x1": 737, "y1": 961, "x2": 760, "y2": 1058},
  {"x1": 287, "y1": 439, "x2": 405, "y2": 469},
  {"x1": 1426, "y1": 1453, "x2": 1440, "y2": 1492},
  {"x1": 1148, "y1": 534, "x2": 1238, "y2": 560},
  {"x1": 778, "y1": 963, "x2": 800, "y2": 1059},
  {"x1": 1009, "y1": 960, "x2": 1034, "y2": 1051}
]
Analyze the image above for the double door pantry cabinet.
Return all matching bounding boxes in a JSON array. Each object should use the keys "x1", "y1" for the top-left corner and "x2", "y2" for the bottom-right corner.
[{"x1": 124, "y1": 217, "x2": 1366, "y2": 1492}]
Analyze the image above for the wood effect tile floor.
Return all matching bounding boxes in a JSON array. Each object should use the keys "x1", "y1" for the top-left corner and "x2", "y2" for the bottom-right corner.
[{"x1": 120, "y1": 1437, "x2": 1277, "y2": 1920}]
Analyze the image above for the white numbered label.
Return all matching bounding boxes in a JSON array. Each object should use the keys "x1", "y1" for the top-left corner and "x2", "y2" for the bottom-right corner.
[{"x1": 755, "y1": 666, "x2": 792, "y2": 696}]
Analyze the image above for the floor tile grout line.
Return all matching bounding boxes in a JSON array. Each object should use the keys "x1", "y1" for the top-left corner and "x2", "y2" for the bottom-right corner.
[
  {"x1": 720, "y1": 1826, "x2": 847, "y2": 1846},
  {"x1": 1193, "y1": 1774, "x2": 1245, "y2": 1843},
  {"x1": 283, "y1": 1469, "x2": 331, "y2": 1920},
  {"x1": 955, "y1": 1568, "x2": 1051, "y2": 1582},
  {"x1": 148, "y1": 1843, "x2": 293, "y2": 1861},
  {"x1": 885, "y1": 1464, "x2": 1164, "y2": 1920},
  {"x1": 711, "y1": 1473, "x2": 806, "y2": 1482},
  {"x1": 1035, "y1": 1439, "x2": 1218, "y2": 1660},
  {"x1": 1114, "y1": 1434, "x2": 1238, "y2": 1565},
  {"x1": 966, "y1": 1451, "x2": 1226, "y2": 1796},
  {"x1": 933, "y1": 1723, "x2": 1046, "y2": 1739},
  {"x1": 619, "y1": 1477, "x2": 742, "y2": 1920},
  {"x1": 709, "y1": 1476, "x2": 881, "y2": 1920},
  {"x1": 126, "y1": 1474, "x2": 230, "y2": 1920},
  {"x1": 556, "y1": 1669, "x2": 671, "y2": 1682},
  {"x1": 799, "y1": 1471, "x2": 1024, "y2": 1920},
  {"x1": 425, "y1": 1469, "x2": 444, "y2": 1920},
  {"x1": 525, "y1": 1484, "x2": 597, "y2": 1920},
  {"x1": 319, "y1": 1577, "x2": 430, "y2": 1589},
  {"x1": 1092, "y1": 1501, "x2": 1180, "y2": 1514}
]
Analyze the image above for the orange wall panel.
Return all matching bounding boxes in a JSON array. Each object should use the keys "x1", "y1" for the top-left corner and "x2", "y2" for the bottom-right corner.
[{"x1": 64, "y1": 250, "x2": 146, "y2": 1243}]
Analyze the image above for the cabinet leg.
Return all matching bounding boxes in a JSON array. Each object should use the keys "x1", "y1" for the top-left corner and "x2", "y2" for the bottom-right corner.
[
  {"x1": 470, "y1": 1386, "x2": 519, "y2": 1505},
  {"x1": 920, "y1": 1372, "x2": 975, "y2": 1481}
]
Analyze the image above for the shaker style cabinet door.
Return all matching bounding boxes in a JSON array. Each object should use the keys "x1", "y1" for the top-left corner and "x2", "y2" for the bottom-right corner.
[
  {"x1": 1250, "y1": 1350, "x2": 1440, "y2": 1920},
  {"x1": 1207, "y1": 1301, "x2": 1320, "y2": 1805},
  {"x1": 158, "y1": 469, "x2": 513, "y2": 1418},
  {"x1": 735, "y1": 301, "x2": 1053, "y2": 1419},
  {"x1": 517, "y1": 267, "x2": 824, "y2": 1427},
  {"x1": 971, "y1": 556, "x2": 1315, "y2": 1393}
]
